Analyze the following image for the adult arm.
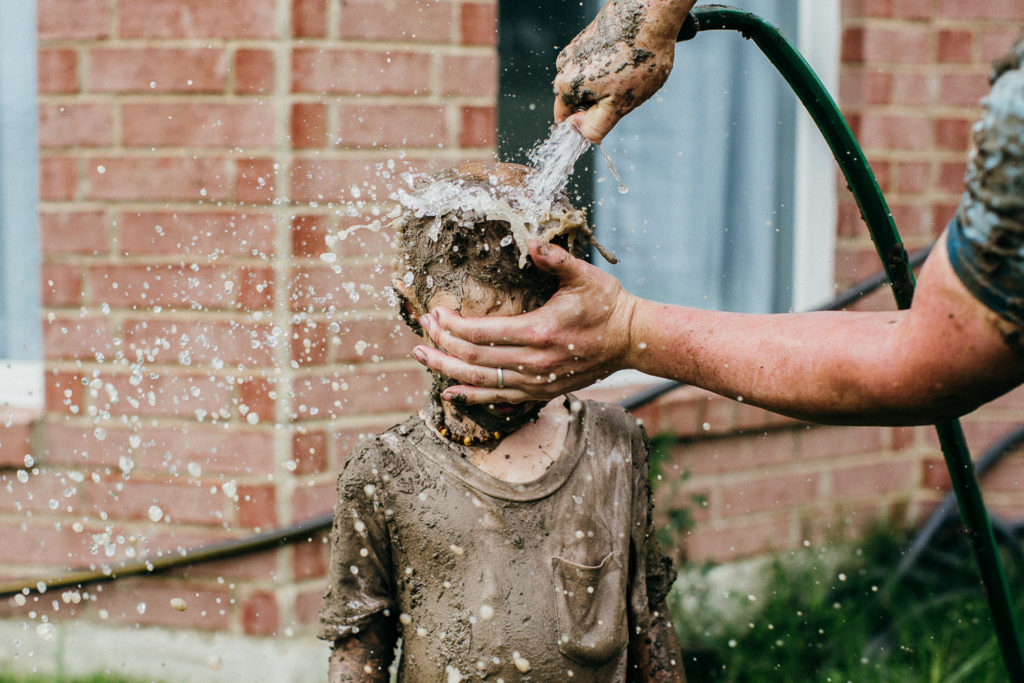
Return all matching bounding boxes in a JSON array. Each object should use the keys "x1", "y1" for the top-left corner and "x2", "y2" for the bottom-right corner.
[
  {"x1": 553, "y1": 0, "x2": 696, "y2": 142},
  {"x1": 328, "y1": 619, "x2": 397, "y2": 683},
  {"x1": 414, "y1": 236, "x2": 1024, "y2": 426}
]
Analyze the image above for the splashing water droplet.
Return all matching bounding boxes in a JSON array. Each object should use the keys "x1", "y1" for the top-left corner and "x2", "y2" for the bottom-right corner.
[
  {"x1": 597, "y1": 143, "x2": 628, "y2": 194},
  {"x1": 148, "y1": 505, "x2": 164, "y2": 522}
]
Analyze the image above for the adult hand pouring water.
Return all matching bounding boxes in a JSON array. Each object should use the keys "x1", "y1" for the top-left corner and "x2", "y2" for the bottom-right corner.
[
  {"x1": 413, "y1": 16, "x2": 1024, "y2": 428},
  {"x1": 552, "y1": 0, "x2": 697, "y2": 143}
]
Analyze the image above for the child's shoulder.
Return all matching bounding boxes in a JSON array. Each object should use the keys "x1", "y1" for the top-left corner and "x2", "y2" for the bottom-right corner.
[{"x1": 338, "y1": 414, "x2": 422, "y2": 480}]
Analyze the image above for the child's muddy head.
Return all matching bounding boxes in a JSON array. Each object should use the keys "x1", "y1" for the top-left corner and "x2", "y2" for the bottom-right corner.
[{"x1": 391, "y1": 161, "x2": 593, "y2": 335}]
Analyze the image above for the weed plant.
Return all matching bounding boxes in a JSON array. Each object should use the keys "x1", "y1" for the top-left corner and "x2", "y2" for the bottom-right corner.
[{"x1": 669, "y1": 521, "x2": 1022, "y2": 682}]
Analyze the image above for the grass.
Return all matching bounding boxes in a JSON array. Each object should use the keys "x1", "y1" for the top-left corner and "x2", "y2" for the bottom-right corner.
[{"x1": 668, "y1": 521, "x2": 1022, "y2": 682}]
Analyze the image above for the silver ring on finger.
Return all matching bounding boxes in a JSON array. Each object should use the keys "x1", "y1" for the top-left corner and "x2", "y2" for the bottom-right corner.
[{"x1": 497, "y1": 367, "x2": 504, "y2": 388}]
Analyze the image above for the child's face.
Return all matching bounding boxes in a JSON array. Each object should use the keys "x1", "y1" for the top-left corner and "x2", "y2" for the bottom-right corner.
[{"x1": 425, "y1": 281, "x2": 545, "y2": 430}]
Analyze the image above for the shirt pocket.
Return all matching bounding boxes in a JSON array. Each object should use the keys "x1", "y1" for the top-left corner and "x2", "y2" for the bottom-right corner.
[{"x1": 551, "y1": 551, "x2": 628, "y2": 665}]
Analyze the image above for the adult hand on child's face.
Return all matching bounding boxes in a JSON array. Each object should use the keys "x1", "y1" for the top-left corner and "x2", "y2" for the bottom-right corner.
[
  {"x1": 413, "y1": 242, "x2": 638, "y2": 405},
  {"x1": 553, "y1": 0, "x2": 695, "y2": 143}
]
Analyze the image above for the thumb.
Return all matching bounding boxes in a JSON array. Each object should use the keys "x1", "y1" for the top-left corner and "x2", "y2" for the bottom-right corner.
[
  {"x1": 528, "y1": 241, "x2": 593, "y2": 285},
  {"x1": 577, "y1": 101, "x2": 620, "y2": 144}
]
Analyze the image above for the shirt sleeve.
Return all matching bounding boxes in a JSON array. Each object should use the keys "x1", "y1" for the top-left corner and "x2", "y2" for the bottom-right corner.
[
  {"x1": 317, "y1": 438, "x2": 396, "y2": 642},
  {"x1": 946, "y1": 67, "x2": 1024, "y2": 328}
]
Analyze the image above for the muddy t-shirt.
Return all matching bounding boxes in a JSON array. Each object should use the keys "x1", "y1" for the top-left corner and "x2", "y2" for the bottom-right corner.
[
  {"x1": 947, "y1": 57, "x2": 1024, "y2": 328},
  {"x1": 317, "y1": 398, "x2": 676, "y2": 681}
]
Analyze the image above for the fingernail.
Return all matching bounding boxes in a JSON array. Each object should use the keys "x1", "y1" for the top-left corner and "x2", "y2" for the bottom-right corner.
[
  {"x1": 412, "y1": 347, "x2": 427, "y2": 364},
  {"x1": 420, "y1": 313, "x2": 434, "y2": 331},
  {"x1": 537, "y1": 243, "x2": 549, "y2": 256},
  {"x1": 441, "y1": 390, "x2": 456, "y2": 402}
]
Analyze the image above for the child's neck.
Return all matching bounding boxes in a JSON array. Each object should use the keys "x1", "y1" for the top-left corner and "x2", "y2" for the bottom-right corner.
[{"x1": 431, "y1": 399, "x2": 572, "y2": 483}]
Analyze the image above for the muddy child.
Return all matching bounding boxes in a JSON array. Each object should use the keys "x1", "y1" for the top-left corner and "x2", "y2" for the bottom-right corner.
[{"x1": 318, "y1": 162, "x2": 685, "y2": 681}]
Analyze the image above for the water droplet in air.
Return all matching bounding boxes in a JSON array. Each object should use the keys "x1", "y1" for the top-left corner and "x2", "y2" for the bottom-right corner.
[{"x1": 148, "y1": 505, "x2": 164, "y2": 522}]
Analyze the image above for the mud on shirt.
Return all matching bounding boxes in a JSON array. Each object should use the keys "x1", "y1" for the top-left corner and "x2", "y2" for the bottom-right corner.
[{"x1": 317, "y1": 398, "x2": 679, "y2": 681}]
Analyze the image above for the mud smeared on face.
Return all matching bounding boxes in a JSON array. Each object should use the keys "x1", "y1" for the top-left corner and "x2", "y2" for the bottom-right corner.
[{"x1": 391, "y1": 162, "x2": 602, "y2": 437}]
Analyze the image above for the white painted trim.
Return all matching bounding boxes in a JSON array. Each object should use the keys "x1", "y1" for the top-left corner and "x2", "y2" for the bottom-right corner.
[
  {"x1": 0, "y1": 360, "x2": 44, "y2": 409},
  {"x1": 792, "y1": 0, "x2": 840, "y2": 311}
]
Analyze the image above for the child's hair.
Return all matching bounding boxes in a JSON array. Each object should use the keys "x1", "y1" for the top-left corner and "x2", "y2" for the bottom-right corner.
[
  {"x1": 991, "y1": 29, "x2": 1024, "y2": 83},
  {"x1": 391, "y1": 162, "x2": 592, "y2": 334}
]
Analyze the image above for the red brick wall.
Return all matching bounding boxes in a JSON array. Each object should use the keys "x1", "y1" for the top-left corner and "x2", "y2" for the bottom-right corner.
[
  {"x1": 7, "y1": 0, "x2": 497, "y2": 637},
  {"x1": 4, "y1": 0, "x2": 1024, "y2": 649}
]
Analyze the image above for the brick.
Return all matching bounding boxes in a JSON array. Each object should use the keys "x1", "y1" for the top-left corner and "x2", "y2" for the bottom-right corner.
[
  {"x1": 330, "y1": 425, "x2": 384, "y2": 469},
  {"x1": 44, "y1": 420, "x2": 130, "y2": 468},
  {"x1": 675, "y1": 430, "x2": 798, "y2": 478},
  {"x1": 95, "y1": 371, "x2": 234, "y2": 419},
  {"x1": 85, "y1": 157, "x2": 232, "y2": 202},
  {"x1": 40, "y1": 156, "x2": 77, "y2": 200},
  {"x1": 119, "y1": 211, "x2": 276, "y2": 257},
  {"x1": 830, "y1": 459, "x2": 917, "y2": 499},
  {"x1": 936, "y1": 0, "x2": 1024, "y2": 20},
  {"x1": 332, "y1": 216, "x2": 396, "y2": 257},
  {"x1": 334, "y1": 317, "x2": 418, "y2": 364},
  {"x1": 853, "y1": 113, "x2": 932, "y2": 151},
  {"x1": 237, "y1": 377, "x2": 276, "y2": 424},
  {"x1": 684, "y1": 513, "x2": 791, "y2": 563},
  {"x1": 288, "y1": 262, "x2": 393, "y2": 312},
  {"x1": 87, "y1": 475, "x2": 227, "y2": 525},
  {"x1": 119, "y1": 0, "x2": 278, "y2": 39},
  {"x1": 237, "y1": 485, "x2": 277, "y2": 528},
  {"x1": 335, "y1": 103, "x2": 448, "y2": 148},
  {"x1": 0, "y1": 521, "x2": 96, "y2": 565},
  {"x1": 90, "y1": 580, "x2": 232, "y2": 629},
  {"x1": 0, "y1": 418, "x2": 33, "y2": 469},
  {"x1": 339, "y1": 0, "x2": 452, "y2": 43},
  {"x1": 289, "y1": 156, "x2": 434, "y2": 204},
  {"x1": 934, "y1": 117, "x2": 972, "y2": 151},
  {"x1": 461, "y1": 3, "x2": 497, "y2": 46},
  {"x1": 981, "y1": 454, "x2": 1024, "y2": 495},
  {"x1": 172, "y1": 547, "x2": 279, "y2": 582},
  {"x1": 86, "y1": 263, "x2": 235, "y2": 309},
  {"x1": 38, "y1": 49, "x2": 78, "y2": 94},
  {"x1": 38, "y1": 0, "x2": 110, "y2": 40},
  {"x1": 234, "y1": 49, "x2": 276, "y2": 94},
  {"x1": 895, "y1": 0, "x2": 931, "y2": 20},
  {"x1": 441, "y1": 54, "x2": 498, "y2": 96},
  {"x1": 291, "y1": 48, "x2": 431, "y2": 95},
  {"x1": 291, "y1": 319, "x2": 329, "y2": 366},
  {"x1": 295, "y1": 586, "x2": 326, "y2": 626},
  {"x1": 981, "y1": 28, "x2": 1024, "y2": 62},
  {"x1": 937, "y1": 161, "x2": 967, "y2": 194},
  {"x1": 841, "y1": 26, "x2": 931, "y2": 64},
  {"x1": 39, "y1": 103, "x2": 113, "y2": 148},
  {"x1": 136, "y1": 426, "x2": 276, "y2": 475},
  {"x1": 890, "y1": 72, "x2": 930, "y2": 107},
  {"x1": 889, "y1": 202, "x2": 933, "y2": 239},
  {"x1": 838, "y1": 69, "x2": 893, "y2": 107},
  {"x1": 720, "y1": 472, "x2": 820, "y2": 516},
  {"x1": 41, "y1": 263, "x2": 83, "y2": 307},
  {"x1": 122, "y1": 318, "x2": 276, "y2": 367},
  {"x1": 921, "y1": 456, "x2": 951, "y2": 491},
  {"x1": 43, "y1": 316, "x2": 116, "y2": 361},
  {"x1": 937, "y1": 72, "x2": 989, "y2": 108},
  {"x1": 292, "y1": 532, "x2": 330, "y2": 580},
  {"x1": 236, "y1": 157, "x2": 279, "y2": 205},
  {"x1": 291, "y1": 479, "x2": 336, "y2": 519},
  {"x1": 292, "y1": 430, "x2": 328, "y2": 474},
  {"x1": 460, "y1": 105, "x2": 496, "y2": 148},
  {"x1": 0, "y1": 468, "x2": 81, "y2": 515},
  {"x1": 88, "y1": 48, "x2": 228, "y2": 93},
  {"x1": 798, "y1": 425, "x2": 888, "y2": 459},
  {"x1": 291, "y1": 214, "x2": 329, "y2": 258},
  {"x1": 937, "y1": 29, "x2": 973, "y2": 64},
  {"x1": 121, "y1": 102, "x2": 276, "y2": 148},
  {"x1": 40, "y1": 211, "x2": 108, "y2": 256},
  {"x1": 238, "y1": 266, "x2": 276, "y2": 310},
  {"x1": 293, "y1": 0, "x2": 328, "y2": 38},
  {"x1": 291, "y1": 102, "x2": 327, "y2": 149},
  {"x1": 841, "y1": 0, "x2": 894, "y2": 18},
  {"x1": 290, "y1": 367, "x2": 426, "y2": 420},
  {"x1": 242, "y1": 591, "x2": 279, "y2": 635},
  {"x1": 44, "y1": 371, "x2": 85, "y2": 415}
]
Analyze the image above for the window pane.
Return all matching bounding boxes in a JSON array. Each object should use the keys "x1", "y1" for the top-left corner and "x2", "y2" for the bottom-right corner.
[
  {"x1": 592, "y1": 0, "x2": 798, "y2": 313},
  {"x1": 0, "y1": 0, "x2": 41, "y2": 361}
]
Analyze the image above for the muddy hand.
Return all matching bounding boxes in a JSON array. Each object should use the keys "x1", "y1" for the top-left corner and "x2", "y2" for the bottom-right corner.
[
  {"x1": 413, "y1": 242, "x2": 638, "y2": 405},
  {"x1": 553, "y1": 0, "x2": 696, "y2": 143}
]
